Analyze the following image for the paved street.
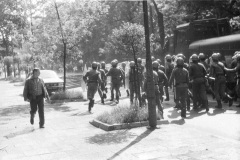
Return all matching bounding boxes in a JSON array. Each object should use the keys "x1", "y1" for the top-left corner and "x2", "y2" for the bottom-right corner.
[{"x1": 0, "y1": 79, "x2": 240, "y2": 160}]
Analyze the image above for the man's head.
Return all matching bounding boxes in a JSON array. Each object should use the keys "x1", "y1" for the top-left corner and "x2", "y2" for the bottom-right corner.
[
  {"x1": 101, "y1": 61, "x2": 106, "y2": 69},
  {"x1": 191, "y1": 54, "x2": 199, "y2": 63},
  {"x1": 32, "y1": 68, "x2": 40, "y2": 78},
  {"x1": 92, "y1": 61, "x2": 98, "y2": 70},
  {"x1": 176, "y1": 57, "x2": 184, "y2": 67}
]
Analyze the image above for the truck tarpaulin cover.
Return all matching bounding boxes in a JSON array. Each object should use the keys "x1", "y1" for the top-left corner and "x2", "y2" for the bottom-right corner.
[{"x1": 189, "y1": 34, "x2": 240, "y2": 50}]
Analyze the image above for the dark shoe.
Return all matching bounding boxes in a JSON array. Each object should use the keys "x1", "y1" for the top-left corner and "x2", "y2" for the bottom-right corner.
[
  {"x1": 228, "y1": 99, "x2": 233, "y2": 107},
  {"x1": 115, "y1": 100, "x2": 119, "y2": 104},
  {"x1": 110, "y1": 98, "x2": 114, "y2": 101},
  {"x1": 181, "y1": 113, "x2": 186, "y2": 118},
  {"x1": 206, "y1": 107, "x2": 209, "y2": 112},
  {"x1": 39, "y1": 124, "x2": 45, "y2": 128},
  {"x1": 236, "y1": 104, "x2": 240, "y2": 108}
]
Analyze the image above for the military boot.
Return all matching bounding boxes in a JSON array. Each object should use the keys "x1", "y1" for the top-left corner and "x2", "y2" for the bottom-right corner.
[
  {"x1": 116, "y1": 96, "x2": 119, "y2": 104},
  {"x1": 181, "y1": 109, "x2": 186, "y2": 118},
  {"x1": 101, "y1": 97, "x2": 104, "y2": 104},
  {"x1": 215, "y1": 100, "x2": 222, "y2": 109},
  {"x1": 226, "y1": 94, "x2": 233, "y2": 107}
]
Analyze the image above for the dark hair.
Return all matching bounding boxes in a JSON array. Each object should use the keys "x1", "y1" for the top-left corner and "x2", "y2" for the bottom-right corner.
[{"x1": 32, "y1": 68, "x2": 40, "y2": 74}]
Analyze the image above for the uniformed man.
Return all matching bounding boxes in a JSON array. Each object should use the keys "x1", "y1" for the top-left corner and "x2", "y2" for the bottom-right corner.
[
  {"x1": 189, "y1": 54, "x2": 209, "y2": 112},
  {"x1": 106, "y1": 60, "x2": 124, "y2": 104},
  {"x1": 101, "y1": 61, "x2": 108, "y2": 94},
  {"x1": 137, "y1": 58, "x2": 145, "y2": 90},
  {"x1": 169, "y1": 57, "x2": 189, "y2": 118},
  {"x1": 83, "y1": 62, "x2": 102, "y2": 112},
  {"x1": 209, "y1": 53, "x2": 233, "y2": 108},
  {"x1": 234, "y1": 55, "x2": 240, "y2": 107},
  {"x1": 152, "y1": 61, "x2": 167, "y2": 118},
  {"x1": 97, "y1": 62, "x2": 106, "y2": 104},
  {"x1": 143, "y1": 61, "x2": 164, "y2": 119},
  {"x1": 129, "y1": 61, "x2": 138, "y2": 104}
]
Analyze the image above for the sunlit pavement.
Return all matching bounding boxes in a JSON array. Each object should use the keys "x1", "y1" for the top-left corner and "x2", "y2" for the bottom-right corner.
[{"x1": 0, "y1": 80, "x2": 240, "y2": 160}]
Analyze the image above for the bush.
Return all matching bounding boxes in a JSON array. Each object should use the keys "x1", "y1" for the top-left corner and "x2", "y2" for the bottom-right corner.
[
  {"x1": 96, "y1": 102, "x2": 160, "y2": 125},
  {"x1": 7, "y1": 76, "x2": 25, "y2": 83},
  {"x1": 50, "y1": 89, "x2": 84, "y2": 100}
]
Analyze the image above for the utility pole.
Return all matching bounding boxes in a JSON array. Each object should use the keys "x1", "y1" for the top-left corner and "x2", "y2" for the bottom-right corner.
[{"x1": 143, "y1": 0, "x2": 157, "y2": 128}]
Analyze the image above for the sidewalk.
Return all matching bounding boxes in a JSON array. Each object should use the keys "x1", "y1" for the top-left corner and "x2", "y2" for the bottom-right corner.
[{"x1": 0, "y1": 84, "x2": 240, "y2": 160}]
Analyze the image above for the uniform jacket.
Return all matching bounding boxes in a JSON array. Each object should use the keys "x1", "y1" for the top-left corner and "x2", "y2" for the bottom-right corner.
[
  {"x1": 169, "y1": 67, "x2": 189, "y2": 87},
  {"x1": 106, "y1": 67, "x2": 124, "y2": 84},
  {"x1": 189, "y1": 63, "x2": 206, "y2": 80},
  {"x1": 83, "y1": 69, "x2": 101, "y2": 85},
  {"x1": 23, "y1": 77, "x2": 49, "y2": 101}
]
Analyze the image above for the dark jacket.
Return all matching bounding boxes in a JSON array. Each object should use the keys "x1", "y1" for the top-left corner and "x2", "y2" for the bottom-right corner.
[{"x1": 23, "y1": 77, "x2": 49, "y2": 101}]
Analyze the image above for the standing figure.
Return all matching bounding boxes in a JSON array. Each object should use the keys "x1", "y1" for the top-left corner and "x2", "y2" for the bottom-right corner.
[
  {"x1": 23, "y1": 68, "x2": 50, "y2": 128},
  {"x1": 83, "y1": 62, "x2": 102, "y2": 112},
  {"x1": 101, "y1": 61, "x2": 109, "y2": 94},
  {"x1": 106, "y1": 60, "x2": 124, "y2": 104},
  {"x1": 97, "y1": 62, "x2": 106, "y2": 104},
  {"x1": 169, "y1": 57, "x2": 189, "y2": 118},
  {"x1": 209, "y1": 53, "x2": 233, "y2": 108},
  {"x1": 129, "y1": 61, "x2": 138, "y2": 104},
  {"x1": 189, "y1": 54, "x2": 209, "y2": 112}
]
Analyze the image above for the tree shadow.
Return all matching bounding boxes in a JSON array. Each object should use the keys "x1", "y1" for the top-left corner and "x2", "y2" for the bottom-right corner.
[
  {"x1": 106, "y1": 129, "x2": 154, "y2": 160},
  {"x1": 46, "y1": 103, "x2": 77, "y2": 113},
  {"x1": 85, "y1": 130, "x2": 137, "y2": 145},
  {"x1": 170, "y1": 119, "x2": 185, "y2": 125},
  {"x1": 71, "y1": 111, "x2": 92, "y2": 116},
  {"x1": 0, "y1": 104, "x2": 29, "y2": 117},
  {"x1": 4, "y1": 127, "x2": 35, "y2": 139}
]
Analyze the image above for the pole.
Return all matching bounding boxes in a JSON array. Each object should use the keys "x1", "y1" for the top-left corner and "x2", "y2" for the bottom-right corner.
[
  {"x1": 143, "y1": 0, "x2": 157, "y2": 128},
  {"x1": 63, "y1": 42, "x2": 66, "y2": 91}
]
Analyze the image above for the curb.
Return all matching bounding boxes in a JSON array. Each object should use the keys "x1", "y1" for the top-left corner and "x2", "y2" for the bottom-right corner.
[
  {"x1": 89, "y1": 119, "x2": 169, "y2": 131},
  {"x1": 50, "y1": 98, "x2": 87, "y2": 103}
]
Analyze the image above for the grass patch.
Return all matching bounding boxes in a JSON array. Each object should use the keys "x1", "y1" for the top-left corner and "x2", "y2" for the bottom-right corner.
[
  {"x1": 50, "y1": 89, "x2": 84, "y2": 100},
  {"x1": 96, "y1": 102, "x2": 160, "y2": 125}
]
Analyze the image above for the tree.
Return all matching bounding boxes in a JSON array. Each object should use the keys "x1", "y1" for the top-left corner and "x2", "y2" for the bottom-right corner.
[{"x1": 104, "y1": 22, "x2": 145, "y2": 61}]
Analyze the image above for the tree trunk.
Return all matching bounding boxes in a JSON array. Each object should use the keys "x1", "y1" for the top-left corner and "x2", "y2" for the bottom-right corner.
[
  {"x1": 152, "y1": 0, "x2": 165, "y2": 51},
  {"x1": 149, "y1": 5, "x2": 154, "y2": 34},
  {"x1": 143, "y1": 1, "x2": 157, "y2": 128}
]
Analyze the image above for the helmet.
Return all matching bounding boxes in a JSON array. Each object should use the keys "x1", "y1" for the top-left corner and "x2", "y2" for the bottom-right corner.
[
  {"x1": 165, "y1": 54, "x2": 171, "y2": 60},
  {"x1": 151, "y1": 56, "x2": 155, "y2": 61},
  {"x1": 212, "y1": 53, "x2": 219, "y2": 61},
  {"x1": 177, "y1": 53, "x2": 186, "y2": 61},
  {"x1": 176, "y1": 57, "x2": 184, "y2": 66},
  {"x1": 191, "y1": 54, "x2": 199, "y2": 61},
  {"x1": 92, "y1": 61, "x2": 98, "y2": 68},
  {"x1": 113, "y1": 59, "x2": 118, "y2": 64},
  {"x1": 121, "y1": 62, "x2": 126, "y2": 67},
  {"x1": 137, "y1": 58, "x2": 142, "y2": 63},
  {"x1": 130, "y1": 61, "x2": 135, "y2": 67},
  {"x1": 111, "y1": 60, "x2": 117, "y2": 67},
  {"x1": 198, "y1": 53, "x2": 205, "y2": 60},
  {"x1": 152, "y1": 61, "x2": 159, "y2": 69},
  {"x1": 101, "y1": 61, "x2": 106, "y2": 67},
  {"x1": 156, "y1": 59, "x2": 161, "y2": 64}
]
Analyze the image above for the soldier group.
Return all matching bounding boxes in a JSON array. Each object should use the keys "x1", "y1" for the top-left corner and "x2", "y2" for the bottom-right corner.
[{"x1": 83, "y1": 51, "x2": 240, "y2": 117}]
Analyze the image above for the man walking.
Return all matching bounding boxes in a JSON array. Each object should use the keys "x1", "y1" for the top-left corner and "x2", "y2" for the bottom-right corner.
[
  {"x1": 23, "y1": 68, "x2": 50, "y2": 128},
  {"x1": 83, "y1": 62, "x2": 102, "y2": 112}
]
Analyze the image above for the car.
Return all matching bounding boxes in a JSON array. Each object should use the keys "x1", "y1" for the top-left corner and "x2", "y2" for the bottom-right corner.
[{"x1": 40, "y1": 70, "x2": 64, "y2": 95}]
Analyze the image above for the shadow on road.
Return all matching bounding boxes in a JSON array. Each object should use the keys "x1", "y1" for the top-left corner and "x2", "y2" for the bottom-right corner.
[
  {"x1": 0, "y1": 105, "x2": 29, "y2": 117},
  {"x1": 85, "y1": 130, "x2": 137, "y2": 145},
  {"x1": 106, "y1": 129, "x2": 154, "y2": 160},
  {"x1": 4, "y1": 127, "x2": 35, "y2": 139},
  {"x1": 170, "y1": 119, "x2": 185, "y2": 125},
  {"x1": 207, "y1": 108, "x2": 226, "y2": 116},
  {"x1": 46, "y1": 103, "x2": 77, "y2": 113}
]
